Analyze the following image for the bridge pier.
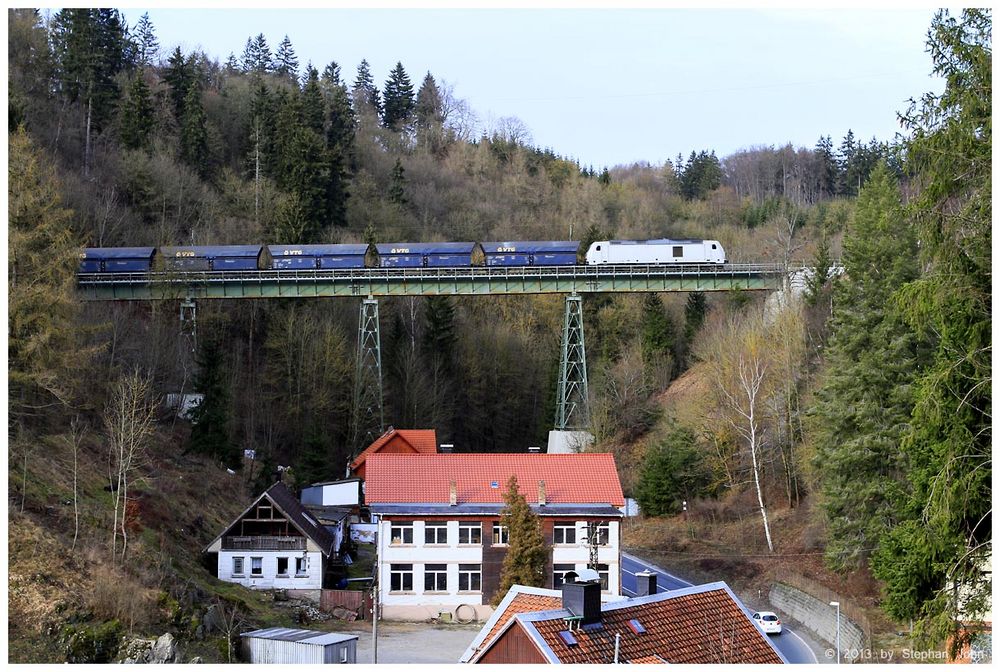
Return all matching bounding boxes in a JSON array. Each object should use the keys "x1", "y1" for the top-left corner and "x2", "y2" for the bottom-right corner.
[
  {"x1": 554, "y1": 293, "x2": 590, "y2": 431},
  {"x1": 350, "y1": 297, "x2": 384, "y2": 453},
  {"x1": 179, "y1": 297, "x2": 197, "y2": 352}
]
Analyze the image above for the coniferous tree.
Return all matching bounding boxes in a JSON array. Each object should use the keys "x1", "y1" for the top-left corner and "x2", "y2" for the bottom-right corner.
[
  {"x1": 598, "y1": 167, "x2": 611, "y2": 185},
  {"x1": 492, "y1": 476, "x2": 547, "y2": 605},
  {"x1": 189, "y1": 337, "x2": 238, "y2": 469},
  {"x1": 382, "y1": 61, "x2": 415, "y2": 130},
  {"x1": 683, "y1": 292, "x2": 707, "y2": 342},
  {"x1": 414, "y1": 71, "x2": 445, "y2": 151},
  {"x1": 242, "y1": 33, "x2": 271, "y2": 74},
  {"x1": 119, "y1": 71, "x2": 155, "y2": 150},
  {"x1": 389, "y1": 158, "x2": 407, "y2": 205},
  {"x1": 814, "y1": 135, "x2": 838, "y2": 198},
  {"x1": 301, "y1": 64, "x2": 324, "y2": 135},
  {"x1": 804, "y1": 225, "x2": 832, "y2": 306},
  {"x1": 810, "y1": 162, "x2": 922, "y2": 571},
  {"x1": 837, "y1": 129, "x2": 858, "y2": 195},
  {"x1": 163, "y1": 46, "x2": 193, "y2": 120},
  {"x1": 640, "y1": 293, "x2": 675, "y2": 370},
  {"x1": 635, "y1": 424, "x2": 710, "y2": 516},
  {"x1": 133, "y1": 12, "x2": 158, "y2": 66},
  {"x1": 353, "y1": 59, "x2": 381, "y2": 117},
  {"x1": 273, "y1": 35, "x2": 299, "y2": 80},
  {"x1": 224, "y1": 52, "x2": 239, "y2": 74},
  {"x1": 180, "y1": 83, "x2": 209, "y2": 177},
  {"x1": 423, "y1": 296, "x2": 456, "y2": 366}
]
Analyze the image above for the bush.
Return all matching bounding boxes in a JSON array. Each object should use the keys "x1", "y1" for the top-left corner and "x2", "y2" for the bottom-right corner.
[
  {"x1": 634, "y1": 423, "x2": 712, "y2": 517},
  {"x1": 60, "y1": 619, "x2": 123, "y2": 663}
]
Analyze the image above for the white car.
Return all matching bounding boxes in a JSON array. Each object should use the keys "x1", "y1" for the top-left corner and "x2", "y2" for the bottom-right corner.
[{"x1": 752, "y1": 611, "x2": 782, "y2": 635}]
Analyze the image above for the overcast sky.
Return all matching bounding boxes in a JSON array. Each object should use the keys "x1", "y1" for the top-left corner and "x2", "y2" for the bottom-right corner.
[{"x1": 111, "y1": 4, "x2": 942, "y2": 169}]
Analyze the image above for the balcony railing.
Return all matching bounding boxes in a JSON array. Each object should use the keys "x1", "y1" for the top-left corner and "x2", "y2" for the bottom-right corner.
[{"x1": 222, "y1": 535, "x2": 306, "y2": 551}]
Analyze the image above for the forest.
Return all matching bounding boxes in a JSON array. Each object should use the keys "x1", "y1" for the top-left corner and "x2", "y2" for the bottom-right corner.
[{"x1": 7, "y1": 7, "x2": 990, "y2": 663}]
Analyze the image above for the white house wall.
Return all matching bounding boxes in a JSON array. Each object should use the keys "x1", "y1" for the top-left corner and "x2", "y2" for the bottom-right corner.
[
  {"x1": 218, "y1": 550, "x2": 324, "y2": 590},
  {"x1": 301, "y1": 482, "x2": 360, "y2": 507}
]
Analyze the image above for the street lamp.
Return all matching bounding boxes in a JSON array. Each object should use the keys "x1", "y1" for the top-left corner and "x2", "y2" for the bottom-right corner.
[{"x1": 829, "y1": 601, "x2": 841, "y2": 664}]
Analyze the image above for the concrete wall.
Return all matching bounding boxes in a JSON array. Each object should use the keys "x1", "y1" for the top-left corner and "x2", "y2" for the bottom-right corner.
[{"x1": 770, "y1": 583, "x2": 866, "y2": 659}]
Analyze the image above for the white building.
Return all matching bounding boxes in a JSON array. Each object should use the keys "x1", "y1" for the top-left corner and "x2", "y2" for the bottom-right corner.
[
  {"x1": 365, "y1": 453, "x2": 626, "y2": 621},
  {"x1": 241, "y1": 627, "x2": 358, "y2": 664},
  {"x1": 205, "y1": 482, "x2": 338, "y2": 593}
]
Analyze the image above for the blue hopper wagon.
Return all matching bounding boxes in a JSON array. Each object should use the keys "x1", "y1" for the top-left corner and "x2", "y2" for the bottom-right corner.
[
  {"x1": 482, "y1": 240, "x2": 580, "y2": 266},
  {"x1": 159, "y1": 245, "x2": 265, "y2": 271},
  {"x1": 375, "y1": 242, "x2": 482, "y2": 268},
  {"x1": 79, "y1": 247, "x2": 157, "y2": 273},
  {"x1": 267, "y1": 244, "x2": 371, "y2": 270}
]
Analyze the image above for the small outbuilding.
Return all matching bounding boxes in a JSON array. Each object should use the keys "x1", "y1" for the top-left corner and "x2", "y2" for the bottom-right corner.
[{"x1": 240, "y1": 627, "x2": 358, "y2": 664}]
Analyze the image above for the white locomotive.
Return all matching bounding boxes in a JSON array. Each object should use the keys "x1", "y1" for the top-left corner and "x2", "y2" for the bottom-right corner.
[{"x1": 585, "y1": 239, "x2": 727, "y2": 265}]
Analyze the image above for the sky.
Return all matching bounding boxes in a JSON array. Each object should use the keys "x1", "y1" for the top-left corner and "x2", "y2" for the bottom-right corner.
[{"x1": 101, "y1": 4, "x2": 943, "y2": 169}]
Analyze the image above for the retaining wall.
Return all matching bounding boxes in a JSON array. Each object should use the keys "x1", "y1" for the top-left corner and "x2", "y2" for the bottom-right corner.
[{"x1": 770, "y1": 582, "x2": 866, "y2": 661}]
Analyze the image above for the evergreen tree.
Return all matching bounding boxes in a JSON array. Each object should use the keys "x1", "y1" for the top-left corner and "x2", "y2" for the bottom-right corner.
[
  {"x1": 810, "y1": 163, "x2": 922, "y2": 571},
  {"x1": 635, "y1": 424, "x2": 710, "y2": 516},
  {"x1": 837, "y1": 129, "x2": 858, "y2": 195},
  {"x1": 423, "y1": 296, "x2": 456, "y2": 366},
  {"x1": 119, "y1": 71, "x2": 155, "y2": 150},
  {"x1": 163, "y1": 46, "x2": 193, "y2": 120},
  {"x1": 224, "y1": 52, "x2": 240, "y2": 74},
  {"x1": 301, "y1": 64, "x2": 325, "y2": 135},
  {"x1": 679, "y1": 150, "x2": 723, "y2": 199},
  {"x1": 273, "y1": 35, "x2": 299, "y2": 80},
  {"x1": 814, "y1": 135, "x2": 838, "y2": 198},
  {"x1": 133, "y1": 12, "x2": 158, "y2": 66},
  {"x1": 493, "y1": 475, "x2": 547, "y2": 605},
  {"x1": 414, "y1": 71, "x2": 445, "y2": 151},
  {"x1": 322, "y1": 61, "x2": 355, "y2": 229},
  {"x1": 180, "y1": 83, "x2": 209, "y2": 177},
  {"x1": 873, "y1": 8, "x2": 992, "y2": 643},
  {"x1": 9, "y1": 129, "x2": 83, "y2": 423},
  {"x1": 804, "y1": 225, "x2": 832, "y2": 306},
  {"x1": 295, "y1": 429, "x2": 333, "y2": 490},
  {"x1": 281, "y1": 128, "x2": 331, "y2": 243},
  {"x1": 242, "y1": 33, "x2": 271, "y2": 74},
  {"x1": 352, "y1": 59, "x2": 381, "y2": 116},
  {"x1": 683, "y1": 292, "x2": 707, "y2": 343},
  {"x1": 382, "y1": 61, "x2": 415, "y2": 130},
  {"x1": 389, "y1": 158, "x2": 407, "y2": 205},
  {"x1": 189, "y1": 337, "x2": 239, "y2": 468},
  {"x1": 598, "y1": 167, "x2": 611, "y2": 185},
  {"x1": 640, "y1": 293, "x2": 675, "y2": 370}
]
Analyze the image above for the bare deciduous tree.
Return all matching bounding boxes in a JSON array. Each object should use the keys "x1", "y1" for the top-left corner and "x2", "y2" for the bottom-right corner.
[{"x1": 105, "y1": 370, "x2": 155, "y2": 564}]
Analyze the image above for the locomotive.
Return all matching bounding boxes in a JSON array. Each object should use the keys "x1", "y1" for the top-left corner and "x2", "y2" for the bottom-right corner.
[{"x1": 78, "y1": 239, "x2": 728, "y2": 273}]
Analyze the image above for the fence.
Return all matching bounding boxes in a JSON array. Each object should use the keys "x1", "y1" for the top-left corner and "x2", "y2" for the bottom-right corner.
[{"x1": 320, "y1": 589, "x2": 372, "y2": 621}]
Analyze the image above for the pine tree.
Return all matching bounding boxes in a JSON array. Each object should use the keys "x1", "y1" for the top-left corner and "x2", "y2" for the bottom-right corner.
[
  {"x1": 242, "y1": 33, "x2": 271, "y2": 74},
  {"x1": 273, "y1": 35, "x2": 299, "y2": 80},
  {"x1": 640, "y1": 293, "x2": 675, "y2": 370},
  {"x1": 810, "y1": 163, "x2": 922, "y2": 571},
  {"x1": 423, "y1": 296, "x2": 456, "y2": 364},
  {"x1": 414, "y1": 71, "x2": 445, "y2": 151},
  {"x1": 814, "y1": 135, "x2": 837, "y2": 198},
  {"x1": 683, "y1": 292, "x2": 707, "y2": 342},
  {"x1": 301, "y1": 64, "x2": 324, "y2": 135},
  {"x1": 492, "y1": 476, "x2": 547, "y2": 605},
  {"x1": 804, "y1": 225, "x2": 832, "y2": 306},
  {"x1": 180, "y1": 83, "x2": 209, "y2": 177},
  {"x1": 382, "y1": 61, "x2": 415, "y2": 130},
  {"x1": 635, "y1": 424, "x2": 709, "y2": 516},
  {"x1": 133, "y1": 12, "x2": 158, "y2": 66},
  {"x1": 837, "y1": 129, "x2": 858, "y2": 195},
  {"x1": 163, "y1": 46, "x2": 192, "y2": 120},
  {"x1": 119, "y1": 71, "x2": 155, "y2": 150},
  {"x1": 353, "y1": 59, "x2": 381, "y2": 117},
  {"x1": 9, "y1": 128, "x2": 83, "y2": 423},
  {"x1": 598, "y1": 167, "x2": 611, "y2": 185},
  {"x1": 389, "y1": 158, "x2": 407, "y2": 205},
  {"x1": 189, "y1": 337, "x2": 239, "y2": 468},
  {"x1": 224, "y1": 52, "x2": 239, "y2": 74}
]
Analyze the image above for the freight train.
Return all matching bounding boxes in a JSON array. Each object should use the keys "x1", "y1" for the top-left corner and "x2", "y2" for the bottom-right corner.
[{"x1": 78, "y1": 239, "x2": 727, "y2": 273}]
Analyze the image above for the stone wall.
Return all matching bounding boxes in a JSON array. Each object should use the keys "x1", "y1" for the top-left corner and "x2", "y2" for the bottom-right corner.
[{"x1": 770, "y1": 582, "x2": 866, "y2": 660}]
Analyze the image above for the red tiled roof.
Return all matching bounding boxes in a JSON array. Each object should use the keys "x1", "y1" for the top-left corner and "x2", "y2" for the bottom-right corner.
[
  {"x1": 628, "y1": 655, "x2": 667, "y2": 664},
  {"x1": 466, "y1": 591, "x2": 563, "y2": 661},
  {"x1": 525, "y1": 586, "x2": 783, "y2": 664},
  {"x1": 365, "y1": 453, "x2": 625, "y2": 506},
  {"x1": 349, "y1": 428, "x2": 437, "y2": 471}
]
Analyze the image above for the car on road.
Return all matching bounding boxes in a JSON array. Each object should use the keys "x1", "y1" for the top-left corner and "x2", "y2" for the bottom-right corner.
[{"x1": 752, "y1": 611, "x2": 782, "y2": 635}]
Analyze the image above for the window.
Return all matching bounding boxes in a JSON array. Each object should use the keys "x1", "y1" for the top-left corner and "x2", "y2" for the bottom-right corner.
[
  {"x1": 711, "y1": 244, "x2": 717, "y2": 250},
  {"x1": 424, "y1": 522, "x2": 448, "y2": 545},
  {"x1": 587, "y1": 522, "x2": 610, "y2": 546},
  {"x1": 458, "y1": 564, "x2": 481, "y2": 592},
  {"x1": 553, "y1": 523, "x2": 576, "y2": 545},
  {"x1": 390, "y1": 522, "x2": 413, "y2": 545},
  {"x1": 424, "y1": 564, "x2": 448, "y2": 592},
  {"x1": 458, "y1": 522, "x2": 481, "y2": 545},
  {"x1": 492, "y1": 523, "x2": 509, "y2": 546},
  {"x1": 340, "y1": 647, "x2": 349, "y2": 663},
  {"x1": 295, "y1": 557, "x2": 308, "y2": 576},
  {"x1": 672, "y1": 246, "x2": 683, "y2": 257},
  {"x1": 250, "y1": 557, "x2": 263, "y2": 576},
  {"x1": 276, "y1": 557, "x2": 289, "y2": 576},
  {"x1": 390, "y1": 564, "x2": 413, "y2": 592},
  {"x1": 597, "y1": 563, "x2": 609, "y2": 590},
  {"x1": 553, "y1": 563, "x2": 575, "y2": 588},
  {"x1": 232, "y1": 557, "x2": 245, "y2": 576}
]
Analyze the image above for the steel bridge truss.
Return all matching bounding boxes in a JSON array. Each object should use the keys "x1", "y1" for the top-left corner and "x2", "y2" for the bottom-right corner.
[{"x1": 350, "y1": 298, "x2": 384, "y2": 454}]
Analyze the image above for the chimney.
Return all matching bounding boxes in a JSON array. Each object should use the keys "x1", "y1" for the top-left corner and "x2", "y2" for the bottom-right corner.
[
  {"x1": 449, "y1": 479, "x2": 457, "y2": 506},
  {"x1": 561, "y1": 570, "x2": 602, "y2": 627},
  {"x1": 439, "y1": 444, "x2": 454, "y2": 454},
  {"x1": 635, "y1": 570, "x2": 657, "y2": 597},
  {"x1": 538, "y1": 480, "x2": 546, "y2": 506},
  {"x1": 527, "y1": 446, "x2": 541, "y2": 453}
]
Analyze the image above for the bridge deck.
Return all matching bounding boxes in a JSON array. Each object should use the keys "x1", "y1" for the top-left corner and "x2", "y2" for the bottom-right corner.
[{"x1": 76, "y1": 263, "x2": 785, "y2": 300}]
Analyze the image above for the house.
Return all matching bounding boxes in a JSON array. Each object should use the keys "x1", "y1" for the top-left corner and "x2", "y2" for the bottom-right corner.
[
  {"x1": 464, "y1": 574, "x2": 787, "y2": 664},
  {"x1": 348, "y1": 427, "x2": 437, "y2": 480},
  {"x1": 365, "y1": 452, "x2": 625, "y2": 621},
  {"x1": 205, "y1": 482, "x2": 338, "y2": 595},
  {"x1": 301, "y1": 478, "x2": 364, "y2": 554},
  {"x1": 241, "y1": 627, "x2": 358, "y2": 664}
]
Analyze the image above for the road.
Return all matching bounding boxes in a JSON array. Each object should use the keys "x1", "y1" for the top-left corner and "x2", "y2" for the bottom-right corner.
[{"x1": 621, "y1": 551, "x2": 824, "y2": 664}]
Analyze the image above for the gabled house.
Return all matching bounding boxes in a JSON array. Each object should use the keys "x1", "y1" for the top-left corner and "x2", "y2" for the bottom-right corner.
[
  {"x1": 348, "y1": 428, "x2": 437, "y2": 479},
  {"x1": 365, "y1": 452, "x2": 625, "y2": 621},
  {"x1": 465, "y1": 576, "x2": 787, "y2": 664},
  {"x1": 205, "y1": 482, "x2": 338, "y2": 593}
]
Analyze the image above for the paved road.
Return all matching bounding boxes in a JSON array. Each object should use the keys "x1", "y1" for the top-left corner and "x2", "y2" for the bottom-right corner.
[{"x1": 621, "y1": 551, "x2": 824, "y2": 664}]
